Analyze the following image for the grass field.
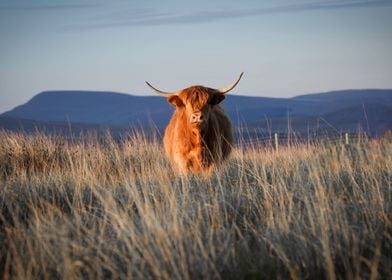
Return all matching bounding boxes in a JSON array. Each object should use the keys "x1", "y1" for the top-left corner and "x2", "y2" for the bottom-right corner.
[{"x1": 0, "y1": 130, "x2": 391, "y2": 279}]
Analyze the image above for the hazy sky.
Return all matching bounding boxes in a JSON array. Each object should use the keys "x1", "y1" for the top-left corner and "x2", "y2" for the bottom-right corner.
[{"x1": 1, "y1": 0, "x2": 392, "y2": 113}]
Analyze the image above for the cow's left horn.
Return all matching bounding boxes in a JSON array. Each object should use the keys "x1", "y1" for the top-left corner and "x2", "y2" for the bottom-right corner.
[
  {"x1": 216, "y1": 72, "x2": 244, "y2": 94},
  {"x1": 145, "y1": 81, "x2": 180, "y2": 97}
]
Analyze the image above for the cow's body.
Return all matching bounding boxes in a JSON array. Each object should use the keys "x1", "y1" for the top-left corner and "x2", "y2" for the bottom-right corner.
[
  {"x1": 163, "y1": 86, "x2": 233, "y2": 175},
  {"x1": 146, "y1": 73, "x2": 242, "y2": 175}
]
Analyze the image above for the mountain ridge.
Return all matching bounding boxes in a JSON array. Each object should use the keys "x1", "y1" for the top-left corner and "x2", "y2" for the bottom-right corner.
[{"x1": 1, "y1": 89, "x2": 392, "y2": 137}]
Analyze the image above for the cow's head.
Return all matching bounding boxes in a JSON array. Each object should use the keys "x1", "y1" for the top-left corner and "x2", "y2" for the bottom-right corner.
[{"x1": 146, "y1": 73, "x2": 243, "y2": 129}]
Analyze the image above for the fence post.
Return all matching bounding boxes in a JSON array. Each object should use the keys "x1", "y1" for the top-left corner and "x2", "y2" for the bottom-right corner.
[
  {"x1": 274, "y1": 133, "x2": 279, "y2": 151},
  {"x1": 345, "y1": 132, "x2": 349, "y2": 145}
]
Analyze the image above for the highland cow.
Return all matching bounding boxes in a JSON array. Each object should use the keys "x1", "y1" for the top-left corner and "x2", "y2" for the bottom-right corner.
[{"x1": 146, "y1": 73, "x2": 243, "y2": 175}]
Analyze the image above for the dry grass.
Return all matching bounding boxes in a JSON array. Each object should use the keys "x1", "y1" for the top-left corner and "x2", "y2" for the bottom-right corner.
[{"x1": 0, "y1": 130, "x2": 391, "y2": 279}]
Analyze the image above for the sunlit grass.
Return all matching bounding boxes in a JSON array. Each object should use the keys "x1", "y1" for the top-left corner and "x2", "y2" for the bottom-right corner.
[{"x1": 0, "y1": 130, "x2": 391, "y2": 279}]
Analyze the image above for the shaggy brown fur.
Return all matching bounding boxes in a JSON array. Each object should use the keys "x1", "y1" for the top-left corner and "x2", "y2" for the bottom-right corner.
[{"x1": 163, "y1": 86, "x2": 233, "y2": 175}]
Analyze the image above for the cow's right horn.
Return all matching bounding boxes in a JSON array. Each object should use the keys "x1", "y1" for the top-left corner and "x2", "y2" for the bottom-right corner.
[
  {"x1": 216, "y1": 72, "x2": 244, "y2": 94},
  {"x1": 145, "y1": 81, "x2": 180, "y2": 97}
]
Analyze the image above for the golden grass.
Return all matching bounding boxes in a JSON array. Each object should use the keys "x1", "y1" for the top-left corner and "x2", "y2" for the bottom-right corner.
[{"x1": 0, "y1": 130, "x2": 391, "y2": 279}]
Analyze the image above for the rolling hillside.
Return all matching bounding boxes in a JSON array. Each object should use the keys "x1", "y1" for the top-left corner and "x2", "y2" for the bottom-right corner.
[{"x1": 1, "y1": 89, "x2": 392, "y2": 136}]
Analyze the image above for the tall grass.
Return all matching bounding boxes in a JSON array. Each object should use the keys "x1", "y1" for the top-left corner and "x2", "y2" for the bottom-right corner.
[{"x1": 0, "y1": 130, "x2": 391, "y2": 279}]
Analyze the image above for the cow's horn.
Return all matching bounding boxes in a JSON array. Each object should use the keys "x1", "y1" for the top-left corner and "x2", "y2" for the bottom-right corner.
[
  {"x1": 145, "y1": 81, "x2": 179, "y2": 97},
  {"x1": 216, "y1": 72, "x2": 244, "y2": 94}
]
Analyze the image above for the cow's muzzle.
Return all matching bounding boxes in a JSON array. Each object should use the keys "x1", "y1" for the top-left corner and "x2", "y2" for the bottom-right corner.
[{"x1": 190, "y1": 112, "x2": 204, "y2": 124}]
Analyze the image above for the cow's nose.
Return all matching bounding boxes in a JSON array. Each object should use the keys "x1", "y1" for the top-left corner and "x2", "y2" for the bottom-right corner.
[{"x1": 191, "y1": 112, "x2": 203, "y2": 123}]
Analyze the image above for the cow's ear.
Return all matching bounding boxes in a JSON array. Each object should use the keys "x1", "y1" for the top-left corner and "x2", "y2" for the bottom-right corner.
[
  {"x1": 168, "y1": 96, "x2": 184, "y2": 107},
  {"x1": 210, "y1": 95, "x2": 225, "y2": 105}
]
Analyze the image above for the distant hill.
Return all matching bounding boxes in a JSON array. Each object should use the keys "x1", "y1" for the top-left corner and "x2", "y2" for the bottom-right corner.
[
  {"x1": 1, "y1": 89, "x2": 392, "y2": 137},
  {"x1": 1, "y1": 91, "x2": 170, "y2": 127}
]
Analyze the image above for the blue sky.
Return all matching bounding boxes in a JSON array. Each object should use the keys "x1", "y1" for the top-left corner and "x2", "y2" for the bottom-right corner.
[{"x1": 1, "y1": 0, "x2": 391, "y2": 113}]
